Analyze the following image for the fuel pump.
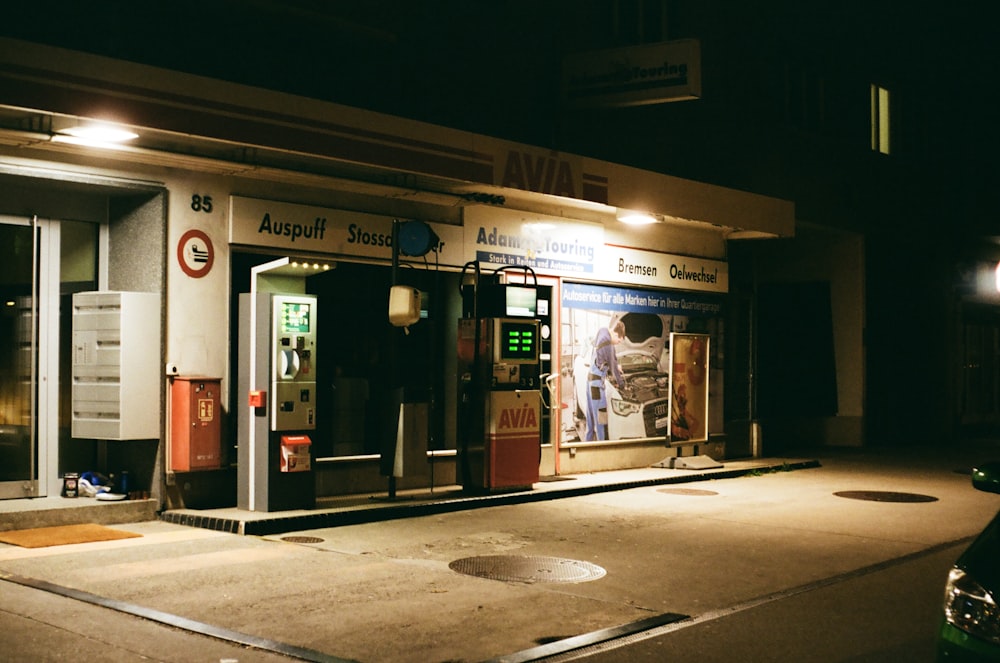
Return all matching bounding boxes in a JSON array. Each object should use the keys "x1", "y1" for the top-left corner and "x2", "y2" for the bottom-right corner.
[
  {"x1": 457, "y1": 263, "x2": 544, "y2": 492},
  {"x1": 238, "y1": 291, "x2": 317, "y2": 511}
]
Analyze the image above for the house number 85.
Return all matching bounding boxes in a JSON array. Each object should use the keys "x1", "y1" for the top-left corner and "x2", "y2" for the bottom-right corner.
[{"x1": 191, "y1": 194, "x2": 213, "y2": 213}]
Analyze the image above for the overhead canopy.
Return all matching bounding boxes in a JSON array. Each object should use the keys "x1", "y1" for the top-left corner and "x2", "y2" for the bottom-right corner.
[{"x1": 0, "y1": 37, "x2": 794, "y2": 238}]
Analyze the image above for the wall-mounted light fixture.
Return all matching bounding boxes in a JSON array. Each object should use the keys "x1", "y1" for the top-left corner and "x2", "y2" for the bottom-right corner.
[
  {"x1": 51, "y1": 122, "x2": 139, "y2": 149},
  {"x1": 616, "y1": 209, "x2": 658, "y2": 225},
  {"x1": 289, "y1": 261, "x2": 333, "y2": 271}
]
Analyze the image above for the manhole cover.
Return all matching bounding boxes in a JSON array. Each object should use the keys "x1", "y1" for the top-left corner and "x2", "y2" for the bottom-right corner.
[
  {"x1": 449, "y1": 555, "x2": 606, "y2": 584},
  {"x1": 834, "y1": 490, "x2": 938, "y2": 503},
  {"x1": 657, "y1": 487, "x2": 719, "y2": 496},
  {"x1": 280, "y1": 536, "x2": 325, "y2": 544}
]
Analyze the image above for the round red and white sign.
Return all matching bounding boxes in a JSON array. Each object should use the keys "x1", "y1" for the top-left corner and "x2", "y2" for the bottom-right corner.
[{"x1": 177, "y1": 229, "x2": 214, "y2": 278}]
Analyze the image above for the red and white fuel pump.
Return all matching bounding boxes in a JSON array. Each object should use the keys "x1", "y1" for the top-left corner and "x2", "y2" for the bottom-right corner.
[{"x1": 457, "y1": 264, "x2": 545, "y2": 492}]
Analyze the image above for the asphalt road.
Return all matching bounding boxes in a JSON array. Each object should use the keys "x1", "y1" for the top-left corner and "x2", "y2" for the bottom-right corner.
[
  {"x1": 1, "y1": 444, "x2": 998, "y2": 662},
  {"x1": 546, "y1": 541, "x2": 967, "y2": 662}
]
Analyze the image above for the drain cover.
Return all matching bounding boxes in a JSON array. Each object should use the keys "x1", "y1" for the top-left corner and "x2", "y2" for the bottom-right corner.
[
  {"x1": 658, "y1": 487, "x2": 719, "y2": 496},
  {"x1": 834, "y1": 490, "x2": 938, "y2": 503},
  {"x1": 449, "y1": 555, "x2": 606, "y2": 584},
  {"x1": 280, "y1": 536, "x2": 325, "y2": 544}
]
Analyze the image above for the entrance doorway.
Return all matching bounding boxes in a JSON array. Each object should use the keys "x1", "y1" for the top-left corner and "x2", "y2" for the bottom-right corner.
[{"x1": 0, "y1": 215, "x2": 99, "y2": 499}]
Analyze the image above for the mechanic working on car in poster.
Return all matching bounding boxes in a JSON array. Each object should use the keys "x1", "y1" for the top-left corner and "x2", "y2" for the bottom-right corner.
[{"x1": 586, "y1": 319, "x2": 626, "y2": 440}]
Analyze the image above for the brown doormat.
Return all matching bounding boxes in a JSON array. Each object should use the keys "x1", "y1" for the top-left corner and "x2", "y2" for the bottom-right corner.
[{"x1": 0, "y1": 523, "x2": 142, "y2": 548}]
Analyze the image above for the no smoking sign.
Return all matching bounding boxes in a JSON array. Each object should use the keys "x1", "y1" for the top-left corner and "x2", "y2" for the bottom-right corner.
[{"x1": 177, "y1": 229, "x2": 214, "y2": 278}]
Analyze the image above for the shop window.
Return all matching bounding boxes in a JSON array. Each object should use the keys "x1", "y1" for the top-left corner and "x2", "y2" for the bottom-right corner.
[{"x1": 560, "y1": 282, "x2": 724, "y2": 443}]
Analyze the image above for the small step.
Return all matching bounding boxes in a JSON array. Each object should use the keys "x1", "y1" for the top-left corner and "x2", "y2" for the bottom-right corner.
[{"x1": 0, "y1": 498, "x2": 157, "y2": 532}]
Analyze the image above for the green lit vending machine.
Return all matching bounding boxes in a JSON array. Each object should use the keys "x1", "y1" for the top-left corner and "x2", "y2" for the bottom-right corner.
[{"x1": 238, "y1": 293, "x2": 317, "y2": 511}]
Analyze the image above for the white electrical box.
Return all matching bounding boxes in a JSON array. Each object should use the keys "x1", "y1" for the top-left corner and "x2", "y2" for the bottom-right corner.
[{"x1": 71, "y1": 291, "x2": 161, "y2": 440}]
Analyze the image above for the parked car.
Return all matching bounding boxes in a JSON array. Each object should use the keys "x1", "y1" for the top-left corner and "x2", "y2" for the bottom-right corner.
[
  {"x1": 937, "y1": 461, "x2": 1000, "y2": 660},
  {"x1": 573, "y1": 312, "x2": 671, "y2": 440}
]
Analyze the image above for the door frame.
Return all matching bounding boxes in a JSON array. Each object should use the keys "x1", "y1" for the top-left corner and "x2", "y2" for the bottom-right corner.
[{"x1": 0, "y1": 215, "x2": 60, "y2": 499}]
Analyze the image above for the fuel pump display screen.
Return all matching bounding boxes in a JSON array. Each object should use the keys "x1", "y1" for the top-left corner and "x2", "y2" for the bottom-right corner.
[
  {"x1": 280, "y1": 302, "x2": 311, "y2": 333},
  {"x1": 499, "y1": 321, "x2": 536, "y2": 361}
]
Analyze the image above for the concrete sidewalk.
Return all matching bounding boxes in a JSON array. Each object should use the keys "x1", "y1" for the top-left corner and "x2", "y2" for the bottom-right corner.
[
  {"x1": 1, "y1": 442, "x2": 999, "y2": 662},
  {"x1": 0, "y1": 456, "x2": 808, "y2": 535},
  {"x1": 161, "y1": 456, "x2": 818, "y2": 535}
]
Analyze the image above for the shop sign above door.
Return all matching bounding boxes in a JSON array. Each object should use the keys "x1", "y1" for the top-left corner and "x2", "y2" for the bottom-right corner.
[
  {"x1": 601, "y1": 245, "x2": 727, "y2": 293},
  {"x1": 463, "y1": 206, "x2": 604, "y2": 277},
  {"x1": 229, "y1": 196, "x2": 464, "y2": 265}
]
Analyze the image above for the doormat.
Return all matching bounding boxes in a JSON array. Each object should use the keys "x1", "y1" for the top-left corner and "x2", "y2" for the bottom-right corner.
[{"x1": 0, "y1": 523, "x2": 142, "y2": 548}]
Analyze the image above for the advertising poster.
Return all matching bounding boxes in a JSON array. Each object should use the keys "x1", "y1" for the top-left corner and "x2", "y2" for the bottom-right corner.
[
  {"x1": 669, "y1": 333, "x2": 710, "y2": 443},
  {"x1": 560, "y1": 282, "x2": 722, "y2": 444}
]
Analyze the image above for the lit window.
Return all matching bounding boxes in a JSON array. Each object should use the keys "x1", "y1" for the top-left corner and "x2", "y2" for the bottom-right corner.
[{"x1": 870, "y1": 84, "x2": 891, "y2": 154}]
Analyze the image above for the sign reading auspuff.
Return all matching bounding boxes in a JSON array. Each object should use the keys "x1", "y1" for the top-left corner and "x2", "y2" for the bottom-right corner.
[
  {"x1": 229, "y1": 196, "x2": 464, "y2": 265},
  {"x1": 562, "y1": 39, "x2": 702, "y2": 108}
]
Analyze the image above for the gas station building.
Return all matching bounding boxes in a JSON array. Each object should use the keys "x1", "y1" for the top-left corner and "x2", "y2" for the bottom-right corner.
[{"x1": 0, "y1": 38, "x2": 797, "y2": 511}]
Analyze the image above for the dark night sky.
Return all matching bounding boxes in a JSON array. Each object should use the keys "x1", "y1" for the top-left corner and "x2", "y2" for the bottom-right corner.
[{"x1": 3, "y1": 1, "x2": 997, "y2": 184}]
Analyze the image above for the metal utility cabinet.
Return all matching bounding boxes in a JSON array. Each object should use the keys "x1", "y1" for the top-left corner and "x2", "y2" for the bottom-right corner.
[
  {"x1": 170, "y1": 377, "x2": 222, "y2": 471},
  {"x1": 71, "y1": 291, "x2": 161, "y2": 440}
]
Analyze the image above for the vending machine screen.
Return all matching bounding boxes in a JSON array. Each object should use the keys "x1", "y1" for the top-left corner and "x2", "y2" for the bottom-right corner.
[
  {"x1": 499, "y1": 321, "x2": 536, "y2": 361},
  {"x1": 280, "y1": 302, "x2": 311, "y2": 333},
  {"x1": 504, "y1": 285, "x2": 537, "y2": 317}
]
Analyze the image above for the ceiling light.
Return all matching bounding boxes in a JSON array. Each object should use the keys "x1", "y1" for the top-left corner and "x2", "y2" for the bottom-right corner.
[
  {"x1": 617, "y1": 209, "x2": 658, "y2": 225},
  {"x1": 51, "y1": 123, "x2": 139, "y2": 148}
]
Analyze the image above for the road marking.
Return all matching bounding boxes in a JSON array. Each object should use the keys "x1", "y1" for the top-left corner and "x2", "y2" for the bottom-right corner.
[{"x1": 0, "y1": 571, "x2": 355, "y2": 663}]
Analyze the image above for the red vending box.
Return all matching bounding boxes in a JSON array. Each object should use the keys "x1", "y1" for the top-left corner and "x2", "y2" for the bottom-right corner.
[{"x1": 170, "y1": 377, "x2": 222, "y2": 471}]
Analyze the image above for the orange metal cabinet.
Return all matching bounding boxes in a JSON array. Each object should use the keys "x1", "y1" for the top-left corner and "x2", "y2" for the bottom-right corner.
[{"x1": 170, "y1": 377, "x2": 222, "y2": 471}]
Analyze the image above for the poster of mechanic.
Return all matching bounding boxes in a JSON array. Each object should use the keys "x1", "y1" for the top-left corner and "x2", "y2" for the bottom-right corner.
[{"x1": 560, "y1": 282, "x2": 722, "y2": 444}]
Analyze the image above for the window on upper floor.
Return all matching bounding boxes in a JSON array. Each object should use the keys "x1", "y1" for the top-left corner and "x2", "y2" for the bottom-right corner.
[
  {"x1": 870, "y1": 83, "x2": 891, "y2": 155},
  {"x1": 592, "y1": 0, "x2": 672, "y2": 46},
  {"x1": 783, "y1": 62, "x2": 826, "y2": 132}
]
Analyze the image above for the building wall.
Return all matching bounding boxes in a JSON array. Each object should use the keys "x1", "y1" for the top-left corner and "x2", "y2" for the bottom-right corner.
[
  {"x1": 0, "y1": 35, "x2": 801, "y2": 505},
  {"x1": 751, "y1": 227, "x2": 866, "y2": 449}
]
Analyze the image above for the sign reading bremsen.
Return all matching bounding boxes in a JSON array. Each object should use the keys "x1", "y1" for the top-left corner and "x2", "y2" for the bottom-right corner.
[{"x1": 601, "y1": 245, "x2": 727, "y2": 293}]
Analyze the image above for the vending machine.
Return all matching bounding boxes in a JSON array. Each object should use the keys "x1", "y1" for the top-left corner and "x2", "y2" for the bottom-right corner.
[
  {"x1": 457, "y1": 308, "x2": 542, "y2": 493},
  {"x1": 237, "y1": 292, "x2": 317, "y2": 511}
]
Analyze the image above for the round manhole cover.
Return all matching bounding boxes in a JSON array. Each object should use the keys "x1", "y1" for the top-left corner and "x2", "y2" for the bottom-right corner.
[
  {"x1": 449, "y1": 555, "x2": 606, "y2": 584},
  {"x1": 834, "y1": 490, "x2": 938, "y2": 503},
  {"x1": 658, "y1": 487, "x2": 719, "y2": 496},
  {"x1": 280, "y1": 536, "x2": 325, "y2": 544}
]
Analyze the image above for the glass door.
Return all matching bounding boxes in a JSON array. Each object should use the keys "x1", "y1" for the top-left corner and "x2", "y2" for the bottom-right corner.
[{"x1": 0, "y1": 216, "x2": 57, "y2": 499}]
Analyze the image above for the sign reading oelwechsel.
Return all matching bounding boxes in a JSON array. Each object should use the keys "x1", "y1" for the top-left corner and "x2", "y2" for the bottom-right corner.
[{"x1": 562, "y1": 39, "x2": 702, "y2": 108}]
